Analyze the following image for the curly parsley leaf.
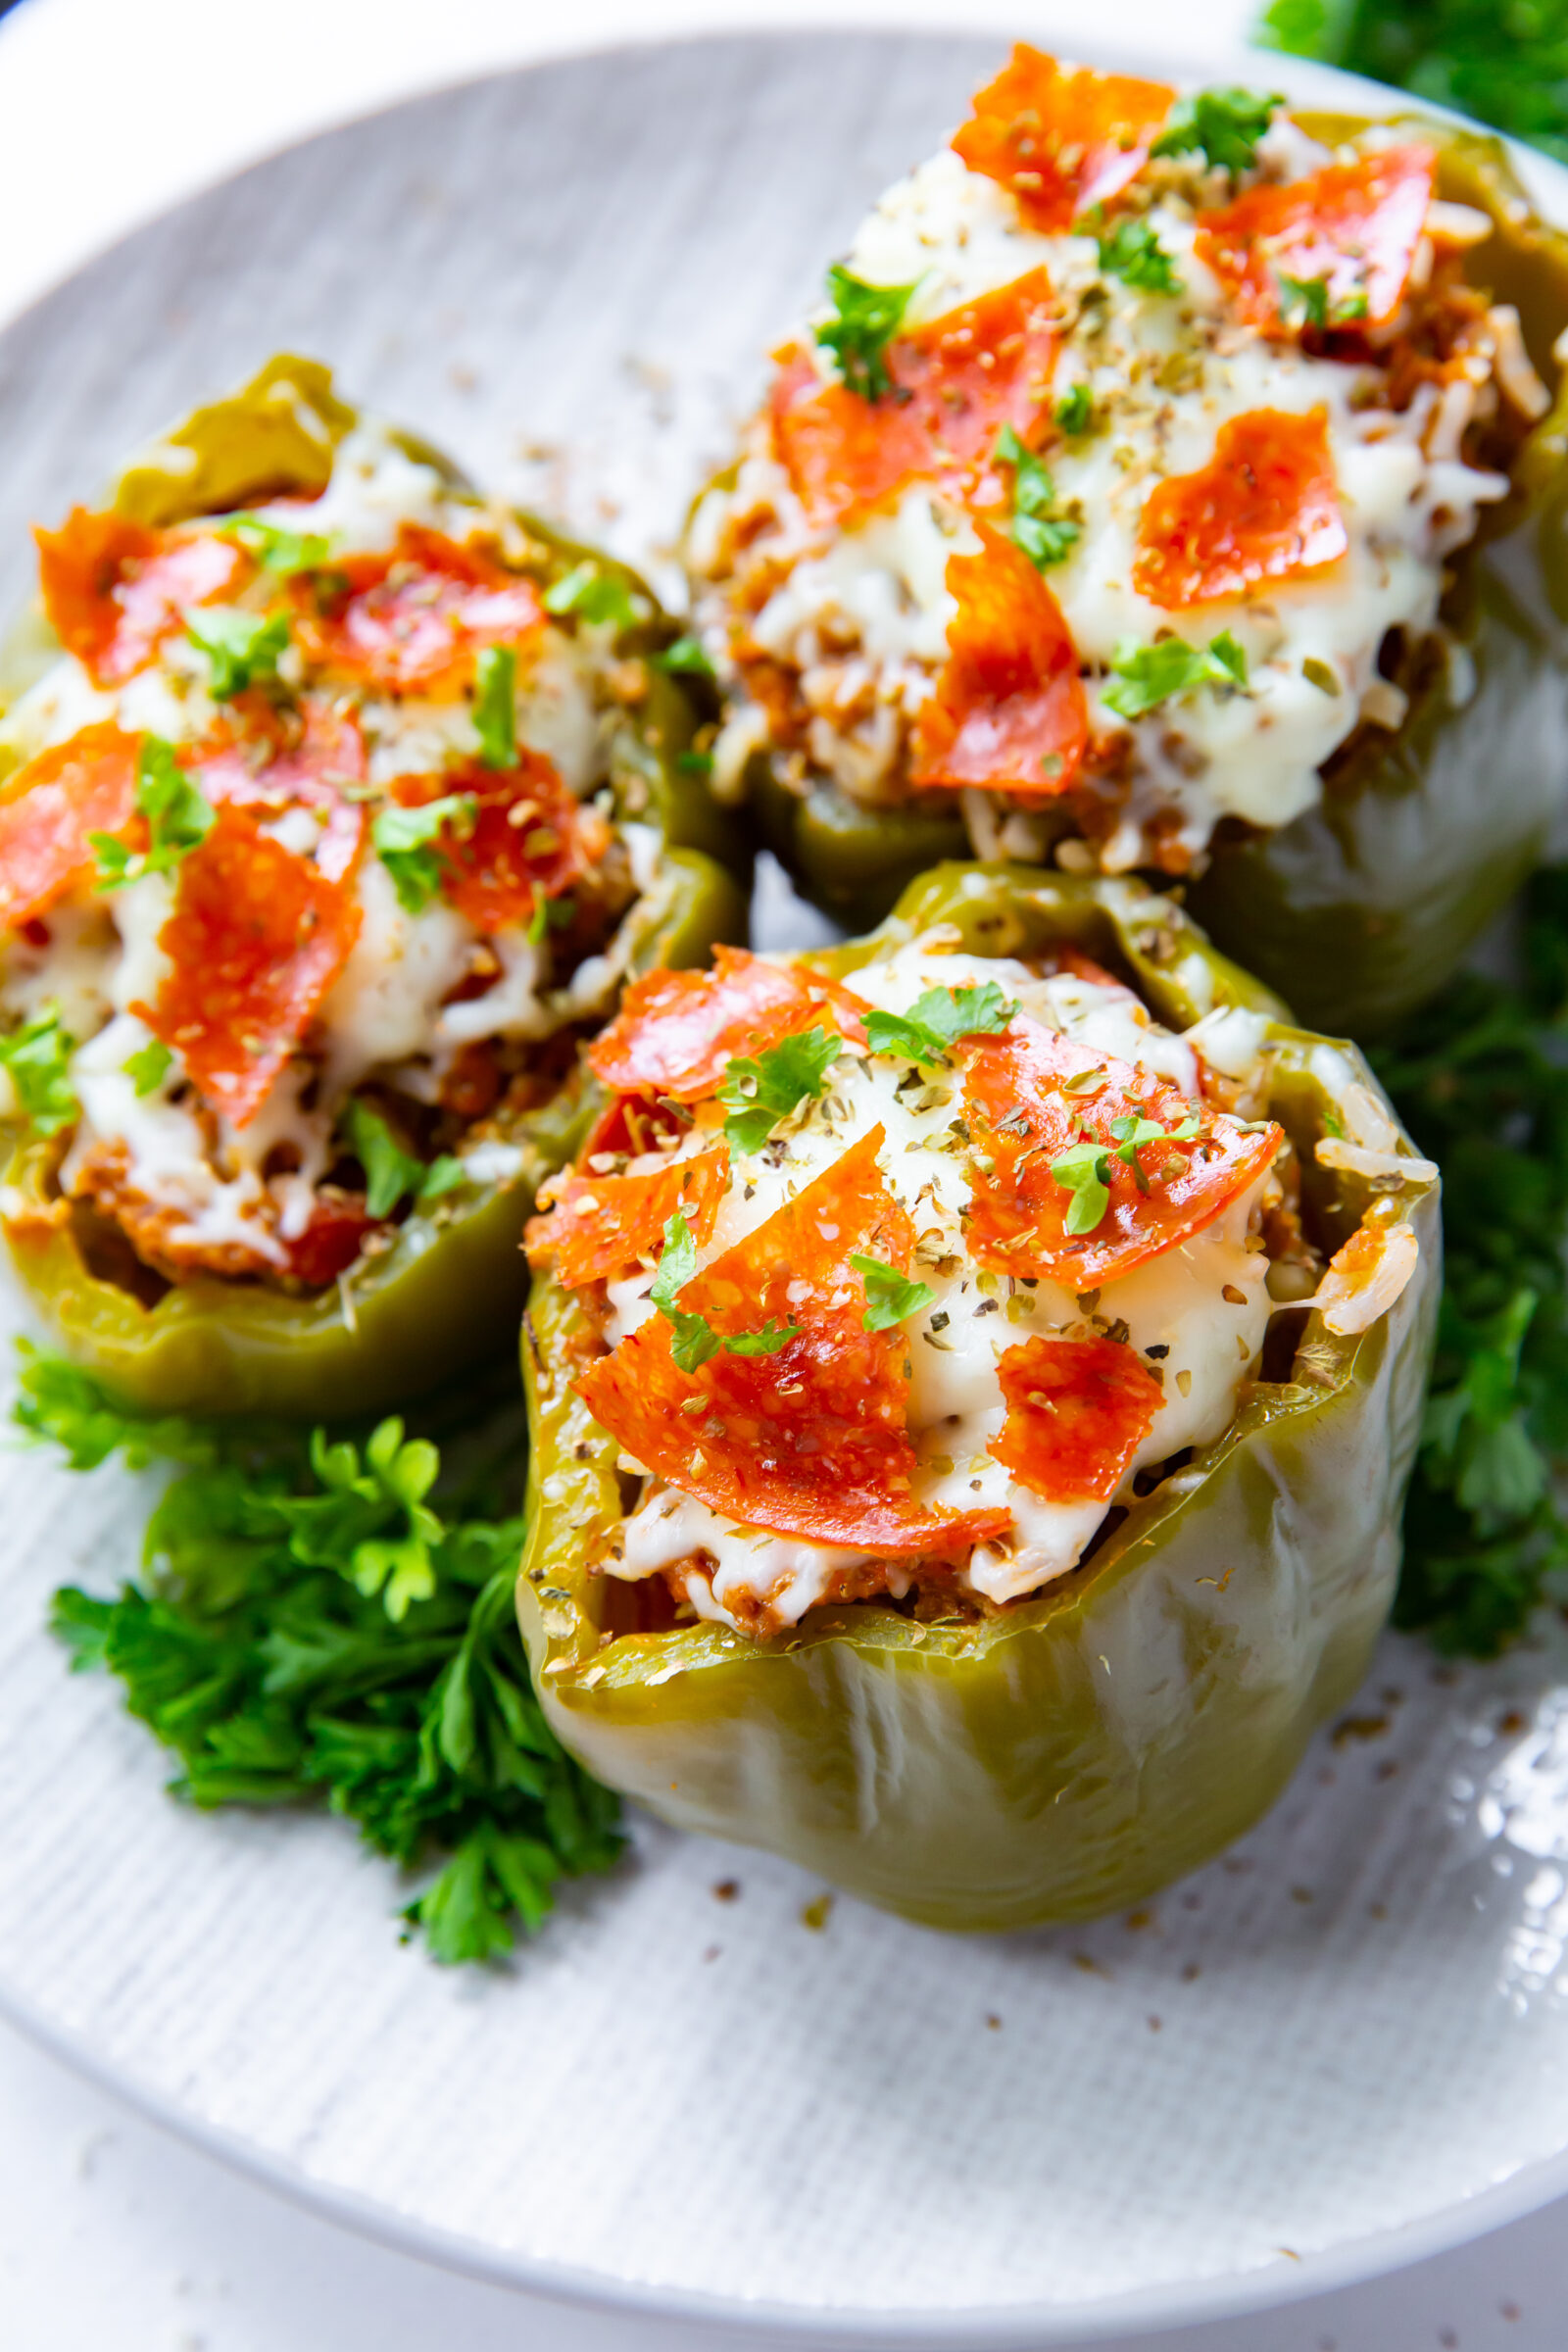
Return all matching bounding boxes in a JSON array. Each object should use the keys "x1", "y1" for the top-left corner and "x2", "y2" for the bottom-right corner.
[
  {"x1": 1050, "y1": 1139, "x2": 1113, "y2": 1236},
  {"x1": 182, "y1": 606, "x2": 291, "y2": 701},
  {"x1": 216, "y1": 512, "x2": 334, "y2": 575},
  {"x1": 342, "y1": 1100, "x2": 463, "y2": 1221},
  {"x1": 1102, "y1": 630, "x2": 1249, "y2": 720},
  {"x1": 814, "y1": 264, "x2": 921, "y2": 401},
  {"x1": 1152, "y1": 85, "x2": 1282, "y2": 174},
  {"x1": 718, "y1": 1025, "x2": 842, "y2": 1155},
  {"x1": 92, "y1": 734, "x2": 216, "y2": 893},
  {"x1": 0, "y1": 1004, "x2": 78, "y2": 1137},
  {"x1": 1054, "y1": 383, "x2": 1095, "y2": 436},
  {"x1": 370, "y1": 793, "x2": 477, "y2": 916},
  {"x1": 472, "y1": 643, "x2": 517, "y2": 770},
  {"x1": 995, "y1": 424, "x2": 1080, "y2": 571},
  {"x1": 1259, "y1": 0, "x2": 1568, "y2": 165},
  {"x1": 1097, "y1": 215, "x2": 1183, "y2": 296},
  {"x1": 863, "y1": 981, "x2": 1018, "y2": 1069},
  {"x1": 542, "y1": 561, "x2": 643, "y2": 633},
  {"x1": 652, "y1": 1210, "x2": 799, "y2": 1371},
  {"x1": 851, "y1": 1253, "x2": 936, "y2": 1334},
  {"x1": 124, "y1": 1036, "x2": 173, "y2": 1098}
]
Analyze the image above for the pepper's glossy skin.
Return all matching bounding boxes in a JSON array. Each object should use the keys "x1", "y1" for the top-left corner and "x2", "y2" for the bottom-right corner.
[
  {"x1": 517, "y1": 864, "x2": 1440, "y2": 1932},
  {"x1": 0, "y1": 357, "x2": 748, "y2": 1417},
  {"x1": 738, "y1": 117, "x2": 1568, "y2": 1036}
]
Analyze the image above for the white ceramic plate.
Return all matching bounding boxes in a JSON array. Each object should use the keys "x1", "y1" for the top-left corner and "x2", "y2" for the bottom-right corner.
[{"x1": 4, "y1": 29, "x2": 1568, "y2": 2345}]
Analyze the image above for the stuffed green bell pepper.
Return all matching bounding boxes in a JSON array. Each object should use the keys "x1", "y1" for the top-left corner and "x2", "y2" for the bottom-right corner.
[
  {"x1": 683, "y1": 45, "x2": 1568, "y2": 1033},
  {"x1": 0, "y1": 355, "x2": 746, "y2": 1419},
  {"x1": 518, "y1": 861, "x2": 1439, "y2": 1932}
]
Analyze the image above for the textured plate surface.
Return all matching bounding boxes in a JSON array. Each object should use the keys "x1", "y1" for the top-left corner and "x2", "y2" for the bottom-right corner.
[{"x1": 3, "y1": 29, "x2": 1568, "y2": 2338}]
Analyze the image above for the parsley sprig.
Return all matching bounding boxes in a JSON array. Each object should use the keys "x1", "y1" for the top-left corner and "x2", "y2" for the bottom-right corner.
[
  {"x1": 342, "y1": 1100, "x2": 464, "y2": 1220},
  {"x1": 718, "y1": 1026, "x2": 841, "y2": 1155},
  {"x1": 851, "y1": 1254, "x2": 935, "y2": 1333},
  {"x1": 1102, "y1": 632, "x2": 1249, "y2": 720},
  {"x1": 217, "y1": 512, "x2": 334, "y2": 575},
  {"x1": 543, "y1": 562, "x2": 643, "y2": 633},
  {"x1": 652, "y1": 1210, "x2": 798, "y2": 1373},
  {"x1": 91, "y1": 734, "x2": 215, "y2": 893},
  {"x1": 814, "y1": 264, "x2": 920, "y2": 402},
  {"x1": 1096, "y1": 216, "x2": 1183, "y2": 297},
  {"x1": 19, "y1": 1349, "x2": 623, "y2": 1962},
  {"x1": 0, "y1": 1004, "x2": 77, "y2": 1136},
  {"x1": 183, "y1": 607, "x2": 292, "y2": 701},
  {"x1": 1152, "y1": 85, "x2": 1282, "y2": 175},
  {"x1": 472, "y1": 644, "x2": 517, "y2": 770},
  {"x1": 371, "y1": 794, "x2": 478, "y2": 917},
  {"x1": 995, "y1": 425, "x2": 1080, "y2": 571},
  {"x1": 863, "y1": 982, "x2": 1017, "y2": 1069},
  {"x1": 1051, "y1": 1111, "x2": 1200, "y2": 1235}
]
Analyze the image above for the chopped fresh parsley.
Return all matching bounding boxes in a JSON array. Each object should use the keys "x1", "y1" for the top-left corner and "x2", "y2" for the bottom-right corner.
[
  {"x1": 652, "y1": 1210, "x2": 798, "y2": 1373},
  {"x1": 1279, "y1": 271, "x2": 1330, "y2": 329},
  {"x1": 1102, "y1": 631, "x2": 1249, "y2": 720},
  {"x1": 0, "y1": 1004, "x2": 77, "y2": 1137},
  {"x1": 1054, "y1": 383, "x2": 1094, "y2": 436},
  {"x1": 1050, "y1": 1109, "x2": 1201, "y2": 1232},
  {"x1": 217, "y1": 512, "x2": 334, "y2": 575},
  {"x1": 995, "y1": 424, "x2": 1080, "y2": 571},
  {"x1": 343, "y1": 1100, "x2": 464, "y2": 1220},
  {"x1": 653, "y1": 633, "x2": 715, "y2": 679},
  {"x1": 675, "y1": 748, "x2": 714, "y2": 776},
  {"x1": 124, "y1": 1036, "x2": 174, "y2": 1098},
  {"x1": 525, "y1": 893, "x2": 575, "y2": 950},
  {"x1": 1152, "y1": 85, "x2": 1282, "y2": 175},
  {"x1": 370, "y1": 794, "x2": 477, "y2": 917},
  {"x1": 814, "y1": 264, "x2": 921, "y2": 402},
  {"x1": 1260, "y1": 0, "x2": 1568, "y2": 166},
  {"x1": 542, "y1": 561, "x2": 643, "y2": 633},
  {"x1": 863, "y1": 981, "x2": 1018, "y2": 1069},
  {"x1": 183, "y1": 606, "x2": 291, "y2": 701},
  {"x1": 91, "y1": 734, "x2": 216, "y2": 893},
  {"x1": 472, "y1": 643, "x2": 517, "y2": 770},
  {"x1": 22, "y1": 1348, "x2": 623, "y2": 1963},
  {"x1": 1096, "y1": 216, "x2": 1183, "y2": 297},
  {"x1": 718, "y1": 1025, "x2": 841, "y2": 1155},
  {"x1": 850, "y1": 1254, "x2": 935, "y2": 1334}
]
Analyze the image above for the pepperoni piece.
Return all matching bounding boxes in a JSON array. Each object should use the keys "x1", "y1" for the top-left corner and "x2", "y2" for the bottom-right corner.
[
  {"x1": 962, "y1": 1019, "x2": 1281, "y2": 1287},
  {"x1": 589, "y1": 945, "x2": 867, "y2": 1103},
  {"x1": 991, "y1": 1334, "x2": 1165, "y2": 1502},
  {"x1": 0, "y1": 723, "x2": 141, "y2": 927},
  {"x1": 954, "y1": 46, "x2": 1175, "y2": 232},
  {"x1": 772, "y1": 270, "x2": 1058, "y2": 527},
  {"x1": 35, "y1": 510, "x2": 244, "y2": 688},
  {"x1": 390, "y1": 750, "x2": 607, "y2": 934},
  {"x1": 526, "y1": 1146, "x2": 729, "y2": 1288},
  {"x1": 135, "y1": 803, "x2": 364, "y2": 1128},
  {"x1": 291, "y1": 523, "x2": 545, "y2": 695},
  {"x1": 912, "y1": 525, "x2": 1088, "y2": 798},
  {"x1": 576, "y1": 1126, "x2": 1011, "y2": 1557},
  {"x1": 188, "y1": 700, "x2": 368, "y2": 884},
  {"x1": 283, "y1": 1192, "x2": 378, "y2": 1288},
  {"x1": 1195, "y1": 146, "x2": 1437, "y2": 335},
  {"x1": 1132, "y1": 409, "x2": 1348, "y2": 610}
]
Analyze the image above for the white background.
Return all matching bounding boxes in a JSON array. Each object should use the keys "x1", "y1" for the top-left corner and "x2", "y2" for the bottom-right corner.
[{"x1": 0, "y1": 2, "x2": 1564, "y2": 2345}]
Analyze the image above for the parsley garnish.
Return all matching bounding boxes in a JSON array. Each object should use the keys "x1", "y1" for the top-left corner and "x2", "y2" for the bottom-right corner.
[
  {"x1": 1152, "y1": 86, "x2": 1282, "y2": 174},
  {"x1": 653, "y1": 633, "x2": 715, "y2": 678},
  {"x1": 472, "y1": 643, "x2": 517, "y2": 770},
  {"x1": 652, "y1": 1210, "x2": 798, "y2": 1372},
  {"x1": 0, "y1": 1004, "x2": 77, "y2": 1136},
  {"x1": 1102, "y1": 631, "x2": 1249, "y2": 720},
  {"x1": 183, "y1": 607, "x2": 291, "y2": 701},
  {"x1": 1054, "y1": 384, "x2": 1094, "y2": 436},
  {"x1": 91, "y1": 735, "x2": 216, "y2": 893},
  {"x1": 542, "y1": 562, "x2": 643, "y2": 632},
  {"x1": 124, "y1": 1037, "x2": 173, "y2": 1098},
  {"x1": 21, "y1": 1348, "x2": 623, "y2": 1963},
  {"x1": 1278, "y1": 271, "x2": 1330, "y2": 329},
  {"x1": 370, "y1": 795, "x2": 478, "y2": 917},
  {"x1": 675, "y1": 748, "x2": 714, "y2": 776},
  {"x1": 995, "y1": 424, "x2": 1080, "y2": 571},
  {"x1": 718, "y1": 1025, "x2": 841, "y2": 1155},
  {"x1": 1097, "y1": 216, "x2": 1183, "y2": 297},
  {"x1": 850, "y1": 1253, "x2": 935, "y2": 1333},
  {"x1": 343, "y1": 1100, "x2": 464, "y2": 1219},
  {"x1": 216, "y1": 512, "x2": 334, "y2": 574},
  {"x1": 814, "y1": 264, "x2": 920, "y2": 402},
  {"x1": 1050, "y1": 1109, "x2": 1201, "y2": 1232},
  {"x1": 863, "y1": 982, "x2": 1017, "y2": 1069}
]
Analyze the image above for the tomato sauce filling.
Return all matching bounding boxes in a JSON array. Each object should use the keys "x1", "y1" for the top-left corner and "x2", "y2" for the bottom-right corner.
[{"x1": 1132, "y1": 408, "x2": 1348, "y2": 610}]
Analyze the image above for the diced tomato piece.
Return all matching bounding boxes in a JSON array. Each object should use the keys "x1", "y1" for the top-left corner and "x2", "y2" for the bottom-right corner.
[
  {"x1": 576, "y1": 1126, "x2": 1011, "y2": 1557},
  {"x1": 991, "y1": 1333, "x2": 1165, "y2": 1502},
  {"x1": 772, "y1": 269, "x2": 1058, "y2": 526},
  {"x1": 527, "y1": 1145, "x2": 729, "y2": 1287},
  {"x1": 0, "y1": 723, "x2": 141, "y2": 927},
  {"x1": 1132, "y1": 408, "x2": 1348, "y2": 610},
  {"x1": 390, "y1": 750, "x2": 606, "y2": 934},
  {"x1": 35, "y1": 509, "x2": 244, "y2": 688},
  {"x1": 291, "y1": 523, "x2": 545, "y2": 695},
  {"x1": 1195, "y1": 145, "x2": 1437, "y2": 335},
  {"x1": 589, "y1": 945, "x2": 868, "y2": 1103},
  {"x1": 135, "y1": 803, "x2": 364, "y2": 1128},
  {"x1": 954, "y1": 46, "x2": 1175, "y2": 232},
  {"x1": 912, "y1": 525, "x2": 1088, "y2": 798},
  {"x1": 282, "y1": 1192, "x2": 377, "y2": 1287},
  {"x1": 962, "y1": 1018, "x2": 1281, "y2": 1287}
]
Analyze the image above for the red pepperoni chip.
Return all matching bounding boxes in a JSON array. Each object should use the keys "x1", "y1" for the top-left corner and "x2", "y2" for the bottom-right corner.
[
  {"x1": 1195, "y1": 146, "x2": 1437, "y2": 336},
  {"x1": 391, "y1": 750, "x2": 607, "y2": 934},
  {"x1": 1132, "y1": 409, "x2": 1348, "y2": 611},
  {"x1": 526, "y1": 1146, "x2": 730, "y2": 1290},
  {"x1": 589, "y1": 945, "x2": 867, "y2": 1104},
  {"x1": 0, "y1": 724, "x2": 142, "y2": 928},
  {"x1": 912, "y1": 526, "x2": 1088, "y2": 799},
  {"x1": 954, "y1": 46, "x2": 1175, "y2": 232},
  {"x1": 990, "y1": 1334, "x2": 1165, "y2": 1503},
  {"x1": 35, "y1": 509, "x2": 244, "y2": 688},
  {"x1": 291, "y1": 523, "x2": 545, "y2": 696}
]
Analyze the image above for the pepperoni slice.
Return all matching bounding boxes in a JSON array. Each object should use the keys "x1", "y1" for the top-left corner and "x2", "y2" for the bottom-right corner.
[
  {"x1": 1132, "y1": 409, "x2": 1348, "y2": 610},
  {"x1": 589, "y1": 945, "x2": 868, "y2": 1103},
  {"x1": 526, "y1": 1146, "x2": 729, "y2": 1288},
  {"x1": 912, "y1": 525, "x2": 1088, "y2": 798},
  {"x1": 1195, "y1": 146, "x2": 1437, "y2": 335},
  {"x1": 135, "y1": 803, "x2": 364, "y2": 1128},
  {"x1": 291, "y1": 523, "x2": 545, "y2": 696},
  {"x1": 991, "y1": 1334, "x2": 1165, "y2": 1503},
  {"x1": 390, "y1": 750, "x2": 607, "y2": 934},
  {"x1": 962, "y1": 1019, "x2": 1281, "y2": 1287},
  {"x1": 283, "y1": 1193, "x2": 378, "y2": 1288},
  {"x1": 188, "y1": 700, "x2": 368, "y2": 884},
  {"x1": 576, "y1": 1126, "x2": 1011, "y2": 1557},
  {"x1": 954, "y1": 46, "x2": 1175, "y2": 233},
  {"x1": 772, "y1": 269, "x2": 1058, "y2": 527},
  {"x1": 0, "y1": 723, "x2": 141, "y2": 928},
  {"x1": 35, "y1": 510, "x2": 244, "y2": 688}
]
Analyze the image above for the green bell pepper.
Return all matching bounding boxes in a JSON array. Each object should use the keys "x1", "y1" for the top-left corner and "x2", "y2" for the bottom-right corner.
[
  {"x1": 516, "y1": 863, "x2": 1440, "y2": 1932},
  {"x1": 0, "y1": 356, "x2": 748, "y2": 1418},
  {"x1": 728, "y1": 114, "x2": 1568, "y2": 1038}
]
